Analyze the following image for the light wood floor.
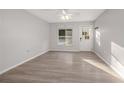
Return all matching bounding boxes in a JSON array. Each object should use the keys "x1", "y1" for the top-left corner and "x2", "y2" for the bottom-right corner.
[{"x1": 0, "y1": 51, "x2": 123, "y2": 83}]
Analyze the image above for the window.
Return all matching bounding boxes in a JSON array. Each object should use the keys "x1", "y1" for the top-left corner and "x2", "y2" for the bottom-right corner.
[{"x1": 58, "y1": 29, "x2": 72, "y2": 46}]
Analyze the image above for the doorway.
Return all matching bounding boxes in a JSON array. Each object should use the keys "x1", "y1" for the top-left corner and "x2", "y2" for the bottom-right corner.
[{"x1": 79, "y1": 26, "x2": 93, "y2": 51}]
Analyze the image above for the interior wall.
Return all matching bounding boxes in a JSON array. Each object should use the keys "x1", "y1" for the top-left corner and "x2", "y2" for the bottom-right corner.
[
  {"x1": 94, "y1": 9, "x2": 124, "y2": 77},
  {"x1": 0, "y1": 9, "x2": 49, "y2": 73},
  {"x1": 50, "y1": 22, "x2": 93, "y2": 51}
]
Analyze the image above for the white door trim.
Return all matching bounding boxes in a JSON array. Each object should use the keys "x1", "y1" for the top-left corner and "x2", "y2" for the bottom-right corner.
[{"x1": 79, "y1": 26, "x2": 94, "y2": 51}]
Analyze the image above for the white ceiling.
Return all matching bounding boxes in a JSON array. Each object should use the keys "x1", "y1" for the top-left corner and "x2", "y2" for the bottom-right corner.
[{"x1": 26, "y1": 9, "x2": 105, "y2": 23}]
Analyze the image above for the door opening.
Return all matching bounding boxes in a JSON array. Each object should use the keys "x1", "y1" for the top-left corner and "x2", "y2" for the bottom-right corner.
[{"x1": 79, "y1": 26, "x2": 93, "y2": 51}]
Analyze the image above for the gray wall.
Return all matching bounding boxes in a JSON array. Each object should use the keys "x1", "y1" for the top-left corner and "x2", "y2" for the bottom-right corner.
[
  {"x1": 0, "y1": 10, "x2": 49, "y2": 73},
  {"x1": 94, "y1": 10, "x2": 124, "y2": 77}
]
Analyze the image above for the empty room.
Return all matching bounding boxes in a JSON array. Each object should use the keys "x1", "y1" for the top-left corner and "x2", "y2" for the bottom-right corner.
[{"x1": 0, "y1": 9, "x2": 124, "y2": 83}]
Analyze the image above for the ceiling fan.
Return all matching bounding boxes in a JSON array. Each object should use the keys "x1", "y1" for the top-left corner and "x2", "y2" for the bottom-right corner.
[
  {"x1": 36, "y1": 9, "x2": 80, "y2": 21},
  {"x1": 60, "y1": 9, "x2": 72, "y2": 20},
  {"x1": 57, "y1": 9, "x2": 80, "y2": 21}
]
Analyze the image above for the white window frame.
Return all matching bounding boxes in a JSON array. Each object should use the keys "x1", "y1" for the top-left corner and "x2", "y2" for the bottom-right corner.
[{"x1": 57, "y1": 28, "x2": 73, "y2": 47}]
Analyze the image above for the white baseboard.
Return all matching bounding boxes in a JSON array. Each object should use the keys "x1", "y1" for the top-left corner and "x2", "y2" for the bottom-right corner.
[
  {"x1": 49, "y1": 49, "x2": 80, "y2": 52},
  {"x1": 93, "y1": 50, "x2": 109, "y2": 65},
  {"x1": 93, "y1": 50, "x2": 124, "y2": 79},
  {"x1": 0, "y1": 49, "x2": 49, "y2": 75}
]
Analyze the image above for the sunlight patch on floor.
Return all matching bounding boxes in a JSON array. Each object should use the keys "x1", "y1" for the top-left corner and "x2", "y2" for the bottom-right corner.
[{"x1": 82, "y1": 58, "x2": 121, "y2": 79}]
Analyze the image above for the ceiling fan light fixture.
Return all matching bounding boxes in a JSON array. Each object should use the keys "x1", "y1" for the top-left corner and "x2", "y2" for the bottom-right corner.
[
  {"x1": 65, "y1": 15, "x2": 69, "y2": 20},
  {"x1": 61, "y1": 15, "x2": 66, "y2": 20},
  {"x1": 61, "y1": 15, "x2": 71, "y2": 20},
  {"x1": 60, "y1": 9, "x2": 72, "y2": 21}
]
